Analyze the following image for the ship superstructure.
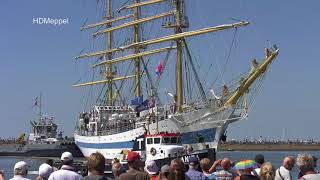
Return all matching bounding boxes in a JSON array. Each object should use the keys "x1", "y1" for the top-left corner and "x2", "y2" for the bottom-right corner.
[
  {"x1": 0, "y1": 96, "x2": 83, "y2": 157},
  {"x1": 74, "y1": 0, "x2": 279, "y2": 160}
]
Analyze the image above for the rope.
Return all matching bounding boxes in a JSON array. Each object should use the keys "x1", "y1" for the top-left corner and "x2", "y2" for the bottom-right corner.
[{"x1": 221, "y1": 28, "x2": 238, "y2": 82}]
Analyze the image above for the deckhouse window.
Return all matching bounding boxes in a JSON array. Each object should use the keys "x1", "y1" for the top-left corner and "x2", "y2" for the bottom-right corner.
[
  {"x1": 147, "y1": 138, "x2": 153, "y2": 144},
  {"x1": 171, "y1": 137, "x2": 177, "y2": 144},
  {"x1": 154, "y1": 138, "x2": 160, "y2": 144},
  {"x1": 162, "y1": 137, "x2": 170, "y2": 144}
]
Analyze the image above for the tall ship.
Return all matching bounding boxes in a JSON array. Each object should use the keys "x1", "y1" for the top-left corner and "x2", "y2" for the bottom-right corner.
[
  {"x1": 0, "y1": 96, "x2": 83, "y2": 157},
  {"x1": 74, "y1": 0, "x2": 279, "y2": 160}
]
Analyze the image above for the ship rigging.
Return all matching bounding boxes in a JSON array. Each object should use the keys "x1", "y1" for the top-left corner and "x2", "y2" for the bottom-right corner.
[{"x1": 74, "y1": 0, "x2": 279, "y2": 160}]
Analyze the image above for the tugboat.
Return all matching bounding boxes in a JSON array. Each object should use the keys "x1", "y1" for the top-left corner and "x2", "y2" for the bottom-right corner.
[
  {"x1": 142, "y1": 132, "x2": 215, "y2": 166},
  {"x1": 0, "y1": 96, "x2": 83, "y2": 157}
]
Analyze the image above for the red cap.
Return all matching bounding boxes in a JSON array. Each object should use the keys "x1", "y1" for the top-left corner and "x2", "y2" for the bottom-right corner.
[{"x1": 127, "y1": 151, "x2": 141, "y2": 162}]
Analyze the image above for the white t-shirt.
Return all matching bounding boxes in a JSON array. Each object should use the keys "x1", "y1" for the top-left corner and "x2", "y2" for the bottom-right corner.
[
  {"x1": 252, "y1": 168, "x2": 261, "y2": 176},
  {"x1": 48, "y1": 165, "x2": 82, "y2": 180},
  {"x1": 9, "y1": 175, "x2": 31, "y2": 180},
  {"x1": 275, "y1": 166, "x2": 292, "y2": 180}
]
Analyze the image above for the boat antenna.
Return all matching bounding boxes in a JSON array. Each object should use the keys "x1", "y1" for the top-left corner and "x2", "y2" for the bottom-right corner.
[{"x1": 39, "y1": 93, "x2": 42, "y2": 121}]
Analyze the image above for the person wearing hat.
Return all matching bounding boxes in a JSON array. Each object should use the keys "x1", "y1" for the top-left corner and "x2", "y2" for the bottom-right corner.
[
  {"x1": 144, "y1": 160, "x2": 159, "y2": 180},
  {"x1": 159, "y1": 165, "x2": 170, "y2": 180},
  {"x1": 10, "y1": 161, "x2": 31, "y2": 180},
  {"x1": 36, "y1": 163, "x2": 53, "y2": 180},
  {"x1": 185, "y1": 156, "x2": 208, "y2": 180},
  {"x1": 119, "y1": 151, "x2": 149, "y2": 180},
  {"x1": 48, "y1": 151, "x2": 82, "y2": 180}
]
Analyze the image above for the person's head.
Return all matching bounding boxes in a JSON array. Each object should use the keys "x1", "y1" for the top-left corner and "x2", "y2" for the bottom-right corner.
[
  {"x1": 255, "y1": 154, "x2": 265, "y2": 167},
  {"x1": 112, "y1": 161, "x2": 124, "y2": 177},
  {"x1": 127, "y1": 151, "x2": 142, "y2": 170},
  {"x1": 61, "y1": 151, "x2": 73, "y2": 166},
  {"x1": 200, "y1": 158, "x2": 211, "y2": 173},
  {"x1": 188, "y1": 156, "x2": 199, "y2": 169},
  {"x1": 283, "y1": 156, "x2": 295, "y2": 170},
  {"x1": 296, "y1": 153, "x2": 315, "y2": 174},
  {"x1": 170, "y1": 158, "x2": 184, "y2": 172},
  {"x1": 87, "y1": 152, "x2": 105, "y2": 175},
  {"x1": 38, "y1": 163, "x2": 53, "y2": 180},
  {"x1": 260, "y1": 162, "x2": 275, "y2": 180},
  {"x1": 0, "y1": 170, "x2": 4, "y2": 180},
  {"x1": 144, "y1": 160, "x2": 159, "y2": 176},
  {"x1": 13, "y1": 161, "x2": 28, "y2": 177},
  {"x1": 221, "y1": 158, "x2": 231, "y2": 170},
  {"x1": 170, "y1": 158, "x2": 186, "y2": 180},
  {"x1": 160, "y1": 164, "x2": 170, "y2": 180},
  {"x1": 45, "y1": 159, "x2": 54, "y2": 167}
]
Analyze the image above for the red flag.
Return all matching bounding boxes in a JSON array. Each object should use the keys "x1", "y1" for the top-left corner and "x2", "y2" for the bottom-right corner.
[{"x1": 155, "y1": 60, "x2": 164, "y2": 77}]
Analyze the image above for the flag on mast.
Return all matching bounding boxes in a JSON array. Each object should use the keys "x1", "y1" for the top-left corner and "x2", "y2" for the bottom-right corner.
[
  {"x1": 155, "y1": 60, "x2": 164, "y2": 77},
  {"x1": 33, "y1": 97, "x2": 38, "y2": 107}
]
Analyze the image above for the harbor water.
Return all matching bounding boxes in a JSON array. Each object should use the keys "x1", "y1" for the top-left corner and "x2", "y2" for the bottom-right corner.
[{"x1": 1, "y1": 151, "x2": 319, "y2": 179}]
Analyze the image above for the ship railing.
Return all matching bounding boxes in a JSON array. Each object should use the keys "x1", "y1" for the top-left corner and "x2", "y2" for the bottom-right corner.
[
  {"x1": 76, "y1": 120, "x2": 139, "y2": 136},
  {"x1": 95, "y1": 105, "x2": 135, "y2": 112},
  {"x1": 179, "y1": 98, "x2": 224, "y2": 114}
]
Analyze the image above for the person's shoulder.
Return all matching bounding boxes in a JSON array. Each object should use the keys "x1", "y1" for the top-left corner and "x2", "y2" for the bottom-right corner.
[
  {"x1": 9, "y1": 178, "x2": 31, "y2": 180},
  {"x1": 49, "y1": 169, "x2": 82, "y2": 178},
  {"x1": 302, "y1": 173, "x2": 320, "y2": 179},
  {"x1": 202, "y1": 174, "x2": 209, "y2": 180},
  {"x1": 83, "y1": 175, "x2": 111, "y2": 180},
  {"x1": 136, "y1": 171, "x2": 149, "y2": 179},
  {"x1": 207, "y1": 174, "x2": 216, "y2": 180},
  {"x1": 119, "y1": 172, "x2": 131, "y2": 180}
]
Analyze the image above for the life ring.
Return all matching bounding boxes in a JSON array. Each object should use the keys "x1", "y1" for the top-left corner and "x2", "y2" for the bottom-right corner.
[{"x1": 150, "y1": 148, "x2": 157, "y2": 156}]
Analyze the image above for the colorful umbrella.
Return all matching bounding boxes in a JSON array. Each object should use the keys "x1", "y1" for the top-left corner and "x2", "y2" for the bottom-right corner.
[{"x1": 233, "y1": 160, "x2": 258, "y2": 170}]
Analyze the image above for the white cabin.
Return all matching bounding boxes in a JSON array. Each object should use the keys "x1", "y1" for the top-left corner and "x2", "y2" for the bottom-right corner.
[{"x1": 145, "y1": 133, "x2": 183, "y2": 161}]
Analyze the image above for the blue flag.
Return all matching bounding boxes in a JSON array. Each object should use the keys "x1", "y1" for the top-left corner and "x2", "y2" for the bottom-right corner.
[
  {"x1": 135, "y1": 99, "x2": 149, "y2": 113},
  {"x1": 131, "y1": 96, "x2": 143, "y2": 105}
]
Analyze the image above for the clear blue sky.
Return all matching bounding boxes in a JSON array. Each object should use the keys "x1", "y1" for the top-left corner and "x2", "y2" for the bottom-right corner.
[{"x1": 0, "y1": 0, "x2": 319, "y2": 140}]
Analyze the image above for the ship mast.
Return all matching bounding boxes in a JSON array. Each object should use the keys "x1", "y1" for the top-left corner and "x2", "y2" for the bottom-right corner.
[
  {"x1": 224, "y1": 48, "x2": 279, "y2": 107},
  {"x1": 75, "y1": 0, "x2": 250, "y2": 107},
  {"x1": 175, "y1": 0, "x2": 183, "y2": 112},
  {"x1": 106, "y1": 0, "x2": 113, "y2": 105},
  {"x1": 134, "y1": 0, "x2": 141, "y2": 97}
]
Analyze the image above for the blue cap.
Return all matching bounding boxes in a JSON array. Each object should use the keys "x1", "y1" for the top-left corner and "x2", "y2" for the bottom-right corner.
[{"x1": 189, "y1": 156, "x2": 199, "y2": 165}]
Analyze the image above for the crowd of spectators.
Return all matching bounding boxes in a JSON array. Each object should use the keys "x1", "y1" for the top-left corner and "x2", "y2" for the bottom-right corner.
[
  {"x1": 1, "y1": 152, "x2": 320, "y2": 180},
  {"x1": 225, "y1": 137, "x2": 320, "y2": 145}
]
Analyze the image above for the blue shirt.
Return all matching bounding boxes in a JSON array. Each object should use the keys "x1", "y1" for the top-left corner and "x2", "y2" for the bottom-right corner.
[{"x1": 185, "y1": 168, "x2": 208, "y2": 180}]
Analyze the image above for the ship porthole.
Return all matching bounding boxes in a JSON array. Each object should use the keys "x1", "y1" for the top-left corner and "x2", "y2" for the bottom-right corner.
[{"x1": 150, "y1": 148, "x2": 157, "y2": 156}]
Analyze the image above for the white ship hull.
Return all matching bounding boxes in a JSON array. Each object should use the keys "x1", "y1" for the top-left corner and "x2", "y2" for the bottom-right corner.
[{"x1": 75, "y1": 106, "x2": 243, "y2": 159}]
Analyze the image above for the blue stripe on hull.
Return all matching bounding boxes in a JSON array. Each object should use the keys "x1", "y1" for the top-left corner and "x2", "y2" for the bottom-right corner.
[
  {"x1": 75, "y1": 141, "x2": 134, "y2": 149},
  {"x1": 76, "y1": 128, "x2": 216, "y2": 149}
]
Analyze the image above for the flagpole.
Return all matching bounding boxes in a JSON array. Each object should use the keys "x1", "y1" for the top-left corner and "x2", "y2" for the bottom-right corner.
[{"x1": 39, "y1": 93, "x2": 42, "y2": 121}]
